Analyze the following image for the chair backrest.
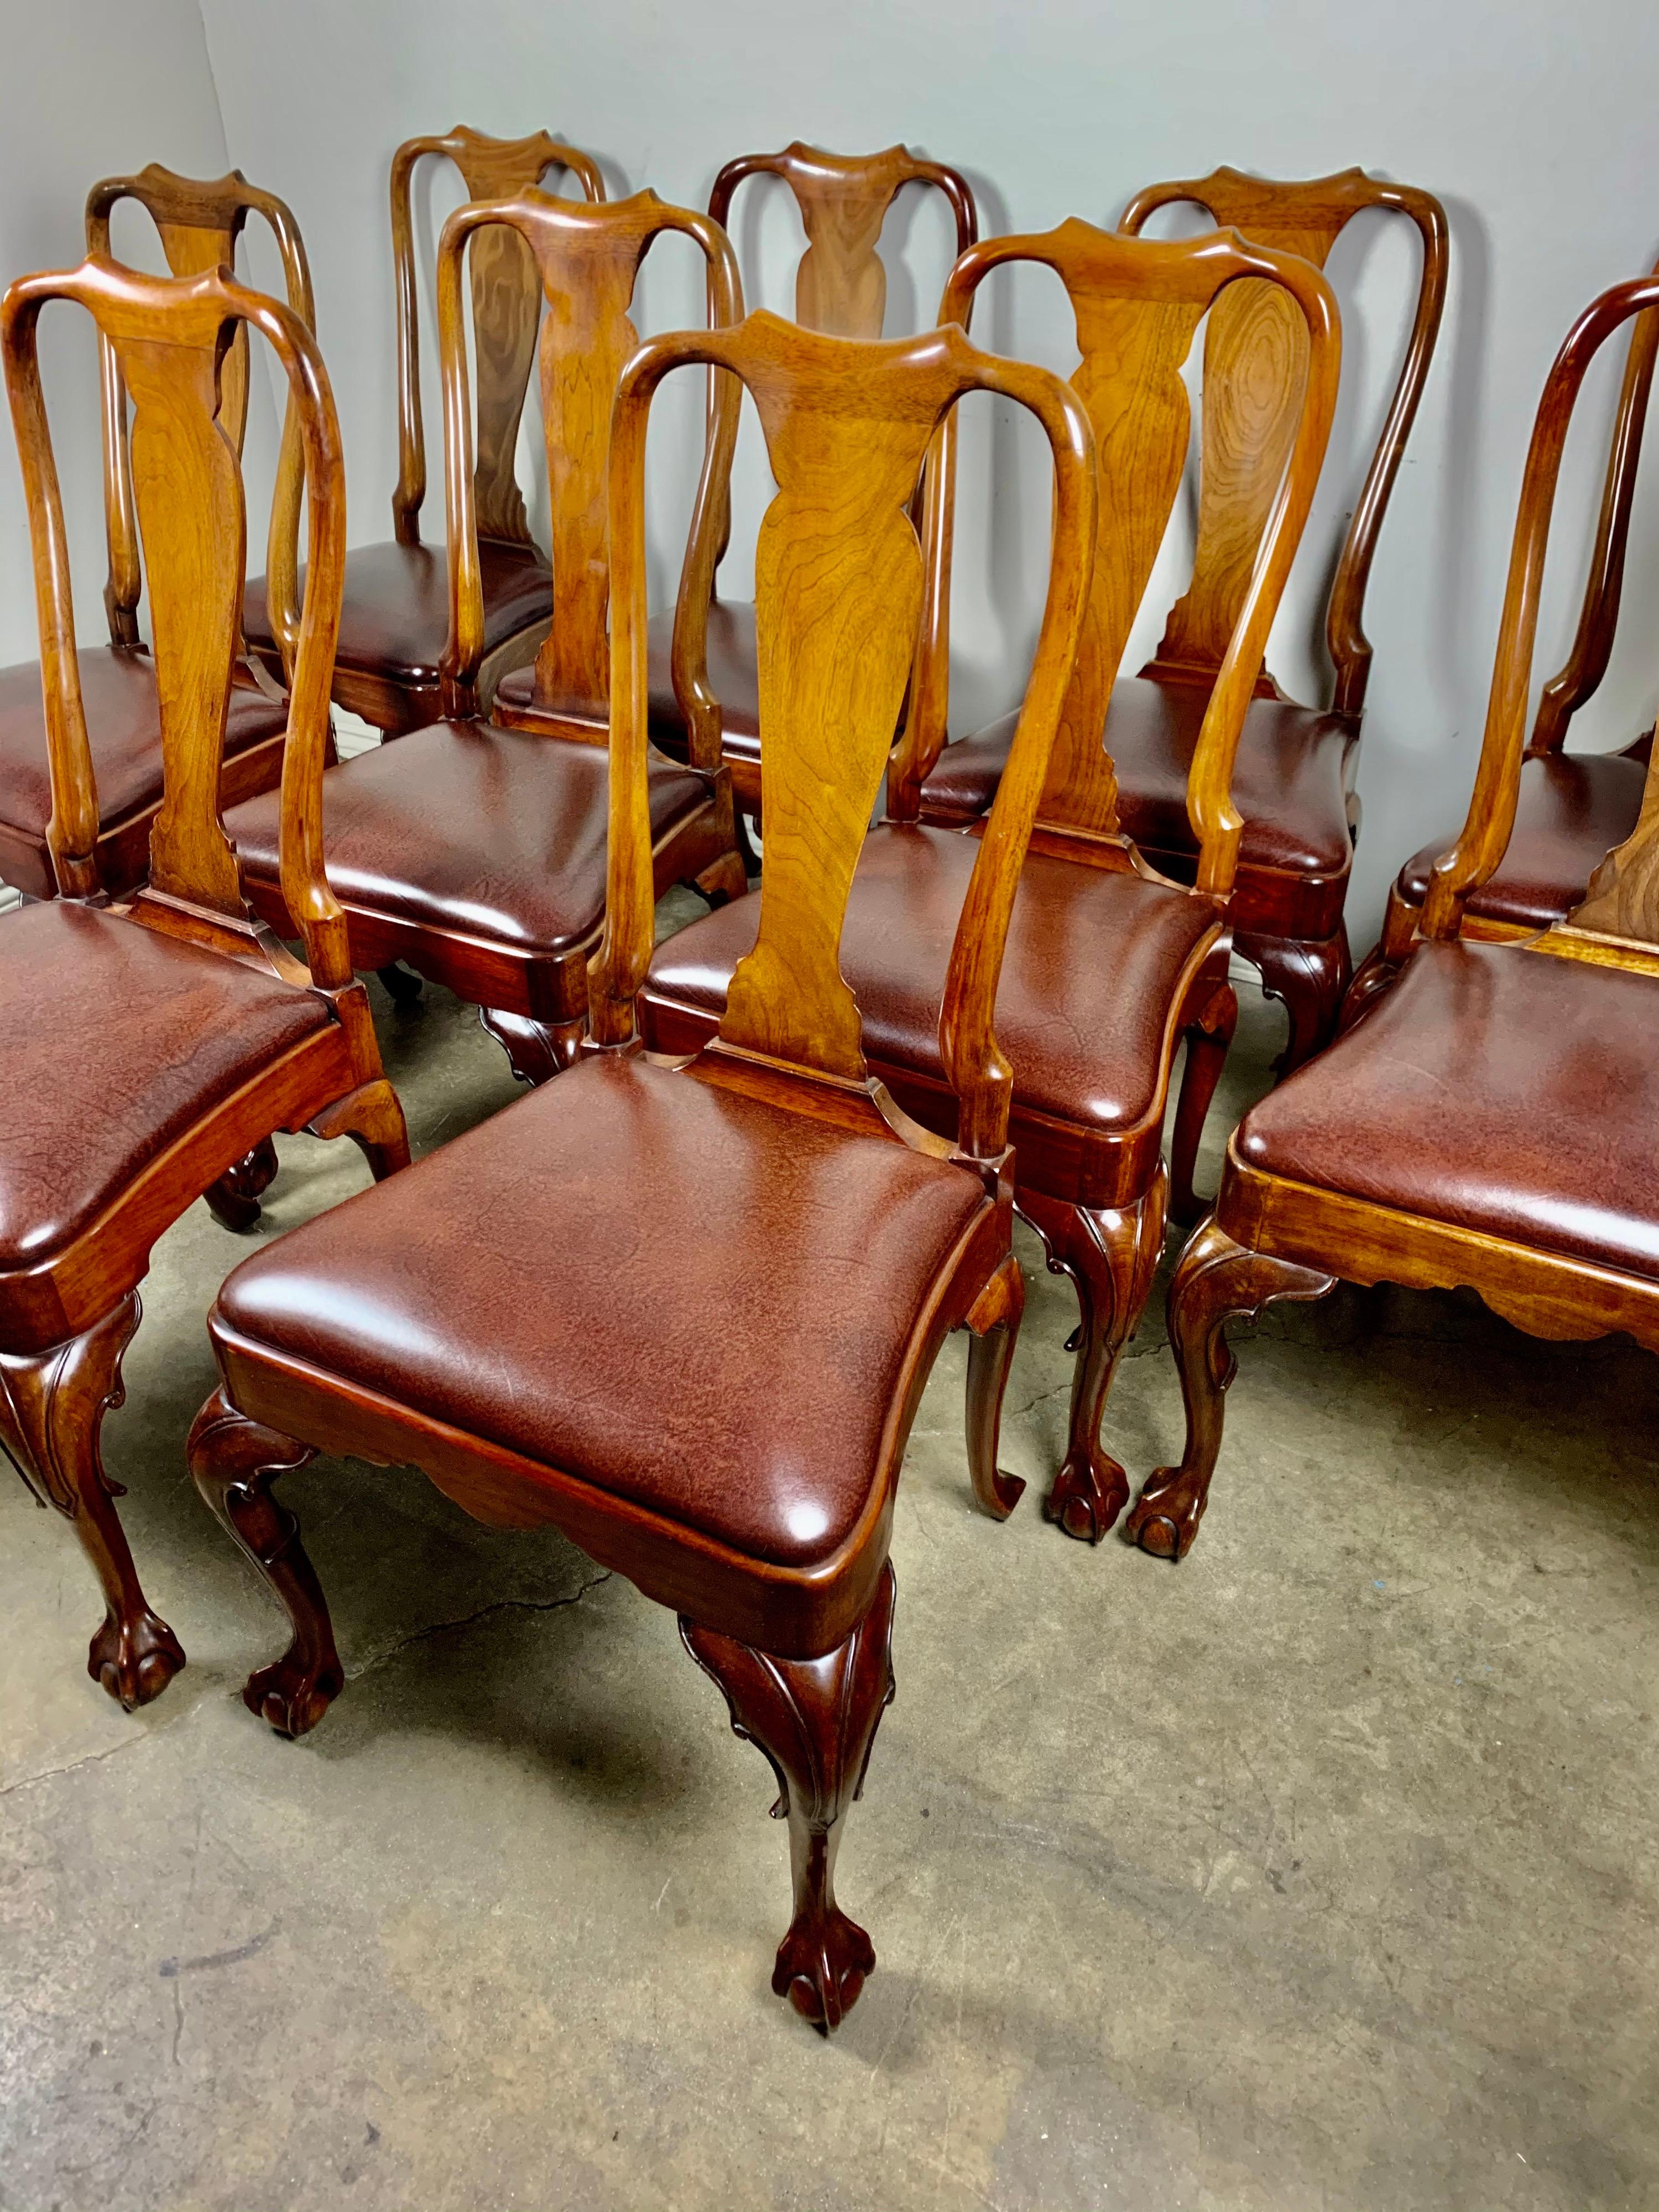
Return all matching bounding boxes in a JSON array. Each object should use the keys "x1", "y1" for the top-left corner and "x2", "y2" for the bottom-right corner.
[
  {"x1": 436, "y1": 189, "x2": 743, "y2": 735},
  {"x1": 86, "y1": 164, "x2": 316, "y2": 666},
  {"x1": 1120, "y1": 166, "x2": 1447, "y2": 717},
  {"x1": 888, "y1": 221, "x2": 1340, "y2": 905},
  {"x1": 1421, "y1": 274, "x2": 1659, "y2": 961},
  {"x1": 389, "y1": 127, "x2": 605, "y2": 551},
  {"x1": 2, "y1": 253, "x2": 352, "y2": 992},
  {"x1": 593, "y1": 310, "x2": 1097, "y2": 1167}
]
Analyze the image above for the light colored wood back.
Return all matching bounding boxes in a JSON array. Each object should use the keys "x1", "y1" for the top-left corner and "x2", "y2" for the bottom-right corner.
[
  {"x1": 85, "y1": 164, "x2": 315, "y2": 669},
  {"x1": 889, "y1": 222, "x2": 1340, "y2": 901},
  {"x1": 593, "y1": 311, "x2": 1097, "y2": 1162},
  {"x1": 436, "y1": 189, "x2": 742, "y2": 743},
  {"x1": 1420, "y1": 274, "x2": 1659, "y2": 958},
  {"x1": 389, "y1": 127, "x2": 605, "y2": 550},
  {"x1": 1, "y1": 255, "x2": 352, "y2": 988},
  {"x1": 1121, "y1": 166, "x2": 1447, "y2": 715}
]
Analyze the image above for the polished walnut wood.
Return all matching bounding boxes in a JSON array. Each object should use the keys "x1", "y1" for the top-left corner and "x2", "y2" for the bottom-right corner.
[
  {"x1": 190, "y1": 307, "x2": 1097, "y2": 2030},
  {"x1": 0, "y1": 251, "x2": 408, "y2": 1704},
  {"x1": 228, "y1": 187, "x2": 745, "y2": 1084},
  {"x1": 627, "y1": 220, "x2": 1335, "y2": 1543},
  {"x1": 1131, "y1": 270, "x2": 1659, "y2": 1561}
]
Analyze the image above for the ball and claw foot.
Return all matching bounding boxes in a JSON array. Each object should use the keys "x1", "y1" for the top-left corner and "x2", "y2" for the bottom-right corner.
[
  {"x1": 1121, "y1": 1466, "x2": 1208, "y2": 1560},
  {"x1": 88, "y1": 1604, "x2": 185, "y2": 1710},
  {"x1": 241, "y1": 1646, "x2": 345, "y2": 1740},
  {"x1": 1044, "y1": 1449, "x2": 1131, "y2": 1544},
  {"x1": 773, "y1": 1885, "x2": 877, "y2": 2031}
]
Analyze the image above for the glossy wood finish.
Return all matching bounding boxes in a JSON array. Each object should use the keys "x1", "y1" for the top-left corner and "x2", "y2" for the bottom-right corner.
[
  {"x1": 0, "y1": 252, "x2": 408, "y2": 1703},
  {"x1": 1134, "y1": 272, "x2": 1659, "y2": 1561},
  {"x1": 191, "y1": 309, "x2": 1098, "y2": 2028}
]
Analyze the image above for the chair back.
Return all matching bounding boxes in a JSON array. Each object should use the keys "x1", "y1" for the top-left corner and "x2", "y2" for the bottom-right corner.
[
  {"x1": 86, "y1": 164, "x2": 315, "y2": 667},
  {"x1": 1121, "y1": 166, "x2": 1447, "y2": 716},
  {"x1": 889, "y1": 221, "x2": 1340, "y2": 905},
  {"x1": 2, "y1": 254, "x2": 351, "y2": 993},
  {"x1": 389, "y1": 127, "x2": 605, "y2": 551},
  {"x1": 436, "y1": 189, "x2": 742, "y2": 738},
  {"x1": 1420, "y1": 274, "x2": 1659, "y2": 960},
  {"x1": 593, "y1": 310, "x2": 1098, "y2": 1166}
]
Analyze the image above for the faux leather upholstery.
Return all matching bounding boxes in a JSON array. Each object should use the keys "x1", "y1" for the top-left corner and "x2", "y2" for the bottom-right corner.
[
  {"x1": 244, "y1": 538, "x2": 551, "y2": 688},
  {"x1": 214, "y1": 1052, "x2": 986, "y2": 1568},
  {"x1": 644, "y1": 823, "x2": 1218, "y2": 1136},
  {"x1": 226, "y1": 723, "x2": 709, "y2": 954},
  {"x1": 0, "y1": 647, "x2": 288, "y2": 901},
  {"x1": 646, "y1": 600, "x2": 760, "y2": 769},
  {"x1": 1237, "y1": 938, "x2": 1659, "y2": 1277},
  {"x1": 920, "y1": 675, "x2": 1358, "y2": 881},
  {"x1": 1394, "y1": 749, "x2": 1651, "y2": 931},
  {"x1": 0, "y1": 900, "x2": 330, "y2": 1269}
]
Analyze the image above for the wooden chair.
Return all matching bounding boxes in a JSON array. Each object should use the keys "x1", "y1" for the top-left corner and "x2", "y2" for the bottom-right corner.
[
  {"x1": 186, "y1": 309, "x2": 1095, "y2": 2031},
  {"x1": 916, "y1": 168, "x2": 1448, "y2": 1208},
  {"x1": 227, "y1": 189, "x2": 747, "y2": 1086},
  {"x1": 635, "y1": 142, "x2": 978, "y2": 814},
  {"x1": 1346, "y1": 270, "x2": 1659, "y2": 1021},
  {"x1": 242, "y1": 128, "x2": 606, "y2": 734},
  {"x1": 0, "y1": 253, "x2": 409, "y2": 1709},
  {"x1": 0, "y1": 165, "x2": 313, "y2": 901},
  {"x1": 643, "y1": 223, "x2": 1339, "y2": 1543},
  {"x1": 1127, "y1": 271, "x2": 1659, "y2": 1563}
]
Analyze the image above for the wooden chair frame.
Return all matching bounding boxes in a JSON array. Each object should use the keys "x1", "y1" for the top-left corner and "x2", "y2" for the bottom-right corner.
[
  {"x1": 0, "y1": 253, "x2": 408, "y2": 1706},
  {"x1": 190, "y1": 309, "x2": 1096, "y2": 2031},
  {"x1": 1131, "y1": 273, "x2": 1659, "y2": 1562}
]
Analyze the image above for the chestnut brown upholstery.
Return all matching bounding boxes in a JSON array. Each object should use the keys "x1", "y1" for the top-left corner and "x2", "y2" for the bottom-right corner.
[
  {"x1": 645, "y1": 825, "x2": 1217, "y2": 1157},
  {"x1": 226, "y1": 722, "x2": 708, "y2": 957},
  {"x1": 1392, "y1": 746, "x2": 1651, "y2": 933},
  {"x1": 216, "y1": 1053, "x2": 987, "y2": 1568},
  {"x1": 920, "y1": 679, "x2": 1357, "y2": 935},
  {"x1": 0, "y1": 648, "x2": 287, "y2": 900},
  {"x1": 0, "y1": 902, "x2": 332, "y2": 1270}
]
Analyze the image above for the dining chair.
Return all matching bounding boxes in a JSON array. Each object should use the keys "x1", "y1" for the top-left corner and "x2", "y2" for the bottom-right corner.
[
  {"x1": 640, "y1": 142, "x2": 978, "y2": 816},
  {"x1": 915, "y1": 166, "x2": 1448, "y2": 1215},
  {"x1": 1126, "y1": 270, "x2": 1659, "y2": 1562},
  {"x1": 0, "y1": 165, "x2": 312, "y2": 902},
  {"x1": 227, "y1": 188, "x2": 746, "y2": 1085},
  {"x1": 187, "y1": 308, "x2": 1095, "y2": 2031},
  {"x1": 643, "y1": 221, "x2": 1339, "y2": 1543},
  {"x1": 0, "y1": 251, "x2": 408, "y2": 1709},
  {"x1": 242, "y1": 127, "x2": 605, "y2": 734}
]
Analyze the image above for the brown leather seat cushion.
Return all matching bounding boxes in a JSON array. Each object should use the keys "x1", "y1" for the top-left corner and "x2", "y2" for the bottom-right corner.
[
  {"x1": 920, "y1": 675, "x2": 1357, "y2": 880},
  {"x1": 645, "y1": 599, "x2": 760, "y2": 767},
  {"x1": 1238, "y1": 938, "x2": 1659, "y2": 1277},
  {"x1": 226, "y1": 723, "x2": 709, "y2": 955},
  {"x1": 1395, "y1": 749, "x2": 1651, "y2": 931},
  {"x1": 0, "y1": 648, "x2": 288, "y2": 900},
  {"x1": 645, "y1": 823, "x2": 1217, "y2": 1136},
  {"x1": 214, "y1": 1053, "x2": 984, "y2": 1568},
  {"x1": 0, "y1": 901, "x2": 330, "y2": 1269},
  {"x1": 244, "y1": 539, "x2": 552, "y2": 688}
]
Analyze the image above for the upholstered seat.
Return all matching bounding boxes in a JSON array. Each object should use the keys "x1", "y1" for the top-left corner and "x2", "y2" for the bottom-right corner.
[
  {"x1": 0, "y1": 647, "x2": 288, "y2": 900},
  {"x1": 0, "y1": 900, "x2": 332, "y2": 1270},
  {"x1": 645, "y1": 823, "x2": 1218, "y2": 1142},
  {"x1": 920, "y1": 677, "x2": 1358, "y2": 927},
  {"x1": 215, "y1": 1052, "x2": 987, "y2": 1569},
  {"x1": 226, "y1": 721, "x2": 707, "y2": 955},
  {"x1": 1239, "y1": 938, "x2": 1659, "y2": 1277},
  {"x1": 644, "y1": 601, "x2": 761, "y2": 773},
  {"x1": 1392, "y1": 747, "x2": 1651, "y2": 933},
  {"x1": 243, "y1": 537, "x2": 551, "y2": 696}
]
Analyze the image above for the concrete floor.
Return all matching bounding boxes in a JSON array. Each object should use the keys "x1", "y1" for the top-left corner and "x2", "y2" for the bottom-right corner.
[{"x1": 3, "y1": 923, "x2": 1657, "y2": 2212}]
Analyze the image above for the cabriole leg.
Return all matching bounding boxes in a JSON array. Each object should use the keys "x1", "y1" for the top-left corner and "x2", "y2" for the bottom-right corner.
[
  {"x1": 963, "y1": 1253, "x2": 1026, "y2": 1518},
  {"x1": 1240, "y1": 926, "x2": 1352, "y2": 1078},
  {"x1": 187, "y1": 1386, "x2": 341, "y2": 1738},
  {"x1": 682, "y1": 1562, "x2": 897, "y2": 2033},
  {"x1": 1169, "y1": 980, "x2": 1237, "y2": 1225},
  {"x1": 0, "y1": 1295, "x2": 185, "y2": 1709},
  {"x1": 1124, "y1": 1217, "x2": 1335, "y2": 1561},
  {"x1": 1020, "y1": 1166, "x2": 1167, "y2": 1543},
  {"x1": 306, "y1": 1078, "x2": 411, "y2": 1182},
  {"x1": 204, "y1": 1136, "x2": 280, "y2": 1233},
  {"x1": 479, "y1": 1007, "x2": 586, "y2": 1086}
]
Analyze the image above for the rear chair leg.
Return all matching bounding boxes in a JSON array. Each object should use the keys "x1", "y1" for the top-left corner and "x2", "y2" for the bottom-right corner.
[
  {"x1": 682, "y1": 1562, "x2": 897, "y2": 2033},
  {"x1": 1169, "y1": 980, "x2": 1237, "y2": 1226},
  {"x1": 204, "y1": 1136, "x2": 280, "y2": 1233},
  {"x1": 1240, "y1": 926, "x2": 1352, "y2": 1079},
  {"x1": 963, "y1": 1253, "x2": 1027, "y2": 1518},
  {"x1": 306, "y1": 1078, "x2": 411, "y2": 1181},
  {"x1": 187, "y1": 1387, "x2": 342, "y2": 1738},
  {"x1": 0, "y1": 1295, "x2": 184, "y2": 1710}
]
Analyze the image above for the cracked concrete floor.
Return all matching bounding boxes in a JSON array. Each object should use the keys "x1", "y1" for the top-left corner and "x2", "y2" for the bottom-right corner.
[{"x1": 3, "y1": 925, "x2": 1658, "y2": 2212}]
